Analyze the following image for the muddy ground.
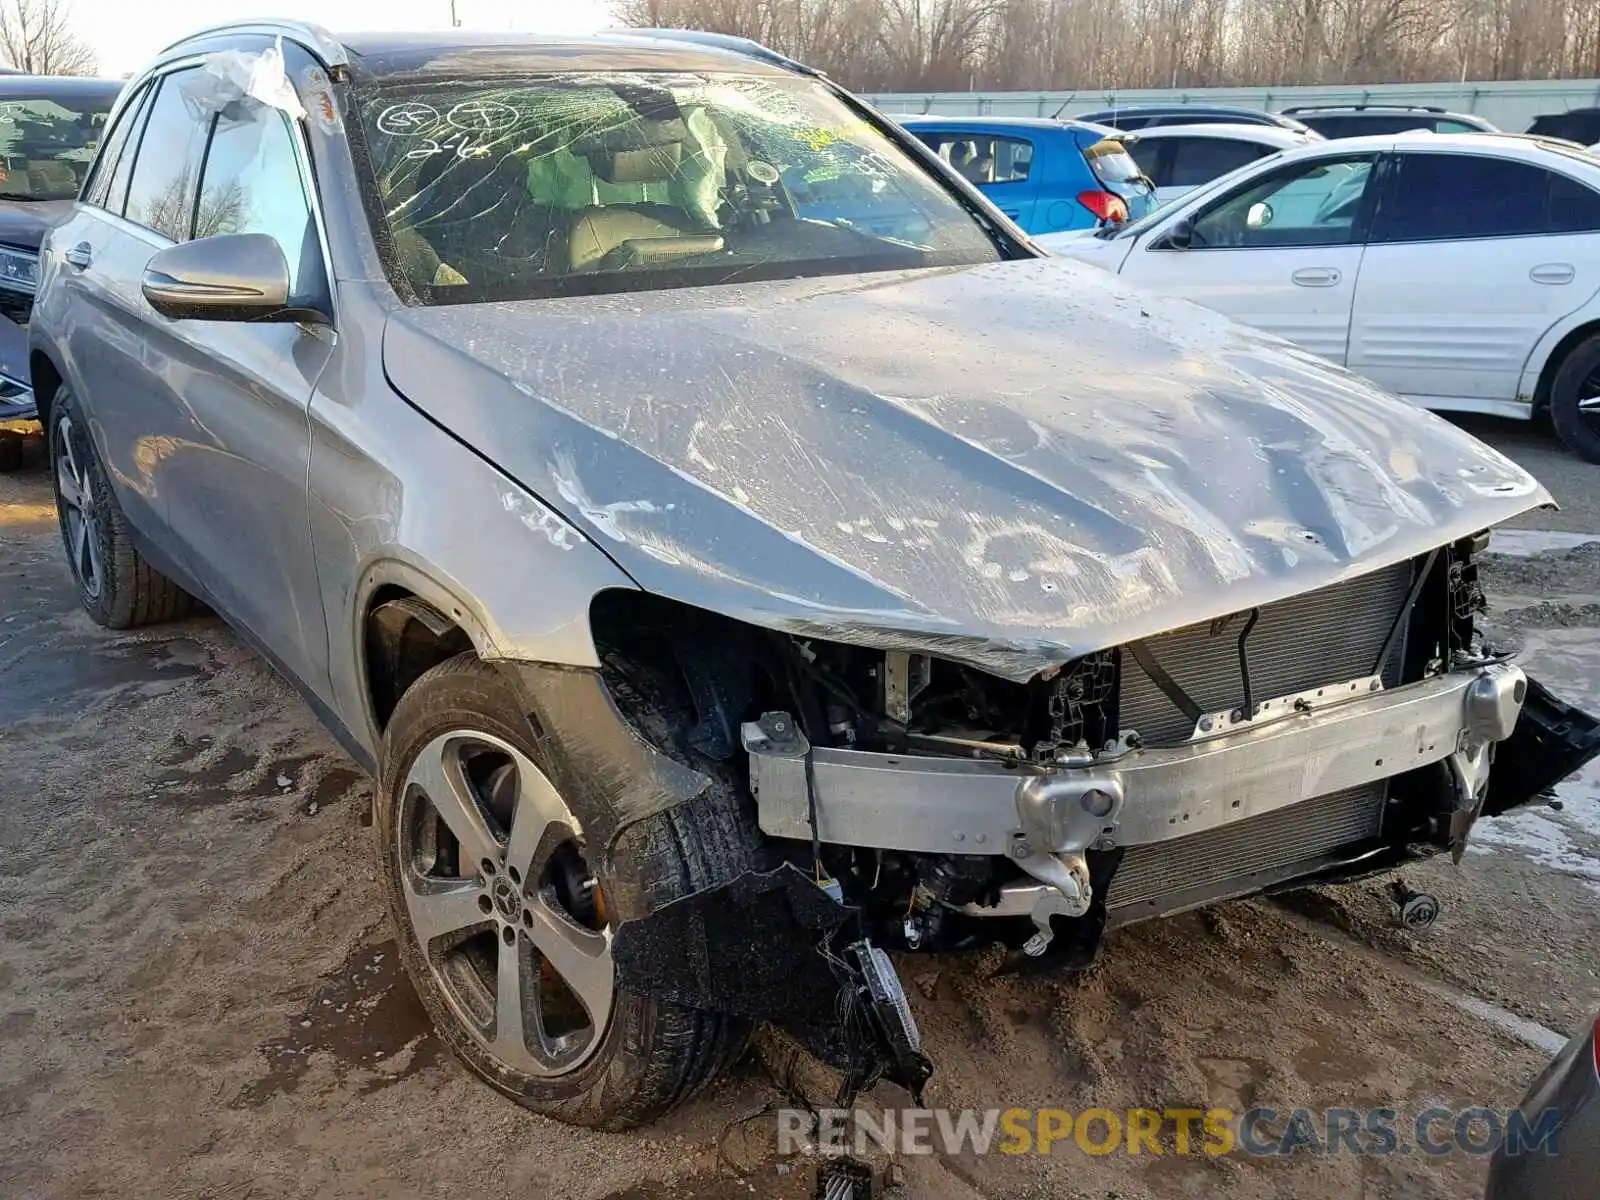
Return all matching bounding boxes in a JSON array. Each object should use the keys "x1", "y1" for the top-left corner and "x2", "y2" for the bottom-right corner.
[{"x1": 2, "y1": 418, "x2": 1597, "y2": 1200}]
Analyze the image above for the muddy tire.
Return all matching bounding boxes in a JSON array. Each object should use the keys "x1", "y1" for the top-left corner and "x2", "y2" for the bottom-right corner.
[
  {"x1": 1549, "y1": 334, "x2": 1600, "y2": 464},
  {"x1": 377, "y1": 653, "x2": 756, "y2": 1130},
  {"x1": 48, "y1": 386, "x2": 196, "y2": 628}
]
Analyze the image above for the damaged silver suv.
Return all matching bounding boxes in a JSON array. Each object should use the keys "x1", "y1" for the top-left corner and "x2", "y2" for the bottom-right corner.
[{"x1": 30, "y1": 23, "x2": 1600, "y2": 1128}]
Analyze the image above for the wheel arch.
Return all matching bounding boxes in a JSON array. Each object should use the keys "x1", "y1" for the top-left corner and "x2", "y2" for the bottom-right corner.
[
  {"x1": 28, "y1": 348, "x2": 64, "y2": 431},
  {"x1": 355, "y1": 559, "x2": 492, "y2": 739},
  {"x1": 1526, "y1": 315, "x2": 1600, "y2": 415}
]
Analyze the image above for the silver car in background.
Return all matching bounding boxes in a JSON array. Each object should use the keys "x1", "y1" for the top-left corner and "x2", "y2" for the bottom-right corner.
[{"x1": 28, "y1": 22, "x2": 1600, "y2": 1129}]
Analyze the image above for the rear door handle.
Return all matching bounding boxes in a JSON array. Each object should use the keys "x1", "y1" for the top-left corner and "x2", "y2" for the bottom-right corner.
[
  {"x1": 1291, "y1": 267, "x2": 1341, "y2": 287},
  {"x1": 1530, "y1": 262, "x2": 1575, "y2": 285},
  {"x1": 64, "y1": 242, "x2": 92, "y2": 270}
]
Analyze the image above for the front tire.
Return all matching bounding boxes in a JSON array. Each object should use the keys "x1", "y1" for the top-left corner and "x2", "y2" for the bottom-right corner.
[
  {"x1": 48, "y1": 386, "x2": 196, "y2": 627},
  {"x1": 376, "y1": 653, "x2": 755, "y2": 1129},
  {"x1": 1549, "y1": 334, "x2": 1600, "y2": 464}
]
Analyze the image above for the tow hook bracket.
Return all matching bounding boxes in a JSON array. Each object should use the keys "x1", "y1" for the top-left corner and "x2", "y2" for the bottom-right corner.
[{"x1": 1389, "y1": 879, "x2": 1441, "y2": 929}]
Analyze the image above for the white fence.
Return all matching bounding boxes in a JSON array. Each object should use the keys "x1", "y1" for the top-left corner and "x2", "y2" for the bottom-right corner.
[{"x1": 863, "y1": 79, "x2": 1600, "y2": 133}]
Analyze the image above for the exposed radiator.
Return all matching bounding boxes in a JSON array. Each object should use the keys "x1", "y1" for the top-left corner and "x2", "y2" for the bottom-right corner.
[
  {"x1": 1106, "y1": 783, "x2": 1387, "y2": 913},
  {"x1": 1119, "y1": 560, "x2": 1416, "y2": 744}
]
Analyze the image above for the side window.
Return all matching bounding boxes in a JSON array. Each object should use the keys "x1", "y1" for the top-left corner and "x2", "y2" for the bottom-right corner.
[
  {"x1": 1124, "y1": 138, "x2": 1164, "y2": 183},
  {"x1": 1303, "y1": 116, "x2": 1360, "y2": 139},
  {"x1": 1378, "y1": 154, "x2": 1551, "y2": 242},
  {"x1": 196, "y1": 100, "x2": 320, "y2": 300},
  {"x1": 1188, "y1": 155, "x2": 1375, "y2": 248},
  {"x1": 122, "y1": 69, "x2": 211, "y2": 241},
  {"x1": 1548, "y1": 171, "x2": 1600, "y2": 233},
  {"x1": 82, "y1": 82, "x2": 149, "y2": 209},
  {"x1": 1168, "y1": 138, "x2": 1267, "y2": 187},
  {"x1": 923, "y1": 134, "x2": 1032, "y2": 185}
]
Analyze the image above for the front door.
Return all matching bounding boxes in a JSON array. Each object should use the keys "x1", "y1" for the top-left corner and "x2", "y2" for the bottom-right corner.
[
  {"x1": 1122, "y1": 153, "x2": 1380, "y2": 364},
  {"x1": 59, "y1": 66, "x2": 334, "y2": 697},
  {"x1": 1348, "y1": 150, "x2": 1600, "y2": 404}
]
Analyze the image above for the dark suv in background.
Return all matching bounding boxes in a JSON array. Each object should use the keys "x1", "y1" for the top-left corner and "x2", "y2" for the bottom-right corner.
[
  {"x1": 1073, "y1": 103, "x2": 1312, "y2": 133},
  {"x1": 1280, "y1": 104, "x2": 1497, "y2": 138},
  {"x1": 0, "y1": 75, "x2": 123, "y2": 325}
]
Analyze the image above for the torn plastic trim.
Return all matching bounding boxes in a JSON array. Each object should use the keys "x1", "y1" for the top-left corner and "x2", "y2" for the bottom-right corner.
[
  {"x1": 610, "y1": 861, "x2": 932, "y2": 1103},
  {"x1": 180, "y1": 38, "x2": 308, "y2": 121},
  {"x1": 498, "y1": 660, "x2": 711, "y2": 915},
  {"x1": 1482, "y1": 675, "x2": 1600, "y2": 818}
]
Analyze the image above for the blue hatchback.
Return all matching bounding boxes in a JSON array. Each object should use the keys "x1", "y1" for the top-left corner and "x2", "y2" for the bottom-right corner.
[{"x1": 896, "y1": 116, "x2": 1158, "y2": 235}]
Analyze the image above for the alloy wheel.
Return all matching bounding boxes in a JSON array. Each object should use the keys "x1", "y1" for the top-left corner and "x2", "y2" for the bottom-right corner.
[
  {"x1": 397, "y1": 730, "x2": 614, "y2": 1076},
  {"x1": 1579, "y1": 366, "x2": 1600, "y2": 422},
  {"x1": 54, "y1": 414, "x2": 104, "y2": 599}
]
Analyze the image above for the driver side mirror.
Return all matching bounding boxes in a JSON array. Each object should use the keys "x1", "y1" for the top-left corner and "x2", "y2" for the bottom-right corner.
[
  {"x1": 141, "y1": 233, "x2": 321, "y2": 324},
  {"x1": 1246, "y1": 201, "x2": 1274, "y2": 229},
  {"x1": 1163, "y1": 218, "x2": 1194, "y2": 250}
]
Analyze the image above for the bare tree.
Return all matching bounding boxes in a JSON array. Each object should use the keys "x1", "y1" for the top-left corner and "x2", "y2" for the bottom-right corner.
[
  {"x1": 0, "y1": 0, "x2": 96, "y2": 76},
  {"x1": 617, "y1": 0, "x2": 1600, "y2": 90}
]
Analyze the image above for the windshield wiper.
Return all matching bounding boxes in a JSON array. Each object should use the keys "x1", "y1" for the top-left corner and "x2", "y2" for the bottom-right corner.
[{"x1": 0, "y1": 192, "x2": 55, "y2": 202}]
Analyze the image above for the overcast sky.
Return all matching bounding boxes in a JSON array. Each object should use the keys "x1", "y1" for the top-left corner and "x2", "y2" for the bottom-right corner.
[{"x1": 73, "y1": 0, "x2": 621, "y2": 77}]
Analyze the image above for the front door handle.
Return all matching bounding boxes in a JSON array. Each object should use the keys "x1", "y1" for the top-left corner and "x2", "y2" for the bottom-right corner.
[
  {"x1": 1530, "y1": 262, "x2": 1575, "y2": 285},
  {"x1": 64, "y1": 242, "x2": 92, "y2": 270},
  {"x1": 1291, "y1": 267, "x2": 1341, "y2": 287}
]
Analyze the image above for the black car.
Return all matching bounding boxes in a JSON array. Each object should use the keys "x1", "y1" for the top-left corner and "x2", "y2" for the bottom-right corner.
[
  {"x1": 1072, "y1": 103, "x2": 1311, "y2": 133},
  {"x1": 0, "y1": 75, "x2": 123, "y2": 325},
  {"x1": 1486, "y1": 1013, "x2": 1598, "y2": 1199},
  {"x1": 1527, "y1": 107, "x2": 1600, "y2": 146},
  {"x1": 1280, "y1": 104, "x2": 1497, "y2": 138}
]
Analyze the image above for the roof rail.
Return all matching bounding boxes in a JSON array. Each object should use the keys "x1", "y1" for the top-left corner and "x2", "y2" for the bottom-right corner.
[
  {"x1": 618, "y1": 28, "x2": 821, "y2": 75},
  {"x1": 159, "y1": 19, "x2": 348, "y2": 68},
  {"x1": 1282, "y1": 103, "x2": 1445, "y2": 115}
]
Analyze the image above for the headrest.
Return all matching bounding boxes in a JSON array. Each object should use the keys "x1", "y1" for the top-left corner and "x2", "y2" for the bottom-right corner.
[{"x1": 588, "y1": 141, "x2": 683, "y2": 184}]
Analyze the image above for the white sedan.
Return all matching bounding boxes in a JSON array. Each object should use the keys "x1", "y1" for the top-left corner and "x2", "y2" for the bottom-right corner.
[
  {"x1": 1112, "y1": 123, "x2": 1322, "y2": 205},
  {"x1": 1040, "y1": 132, "x2": 1600, "y2": 462}
]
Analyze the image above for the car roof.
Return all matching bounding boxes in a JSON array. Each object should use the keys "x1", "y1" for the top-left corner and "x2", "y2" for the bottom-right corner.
[
  {"x1": 159, "y1": 24, "x2": 805, "y2": 79},
  {"x1": 895, "y1": 114, "x2": 1114, "y2": 136},
  {"x1": 1263, "y1": 129, "x2": 1600, "y2": 170},
  {"x1": 344, "y1": 30, "x2": 804, "y2": 78},
  {"x1": 1114, "y1": 122, "x2": 1314, "y2": 145},
  {"x1": 1283, "y1": 104, "x2": 1484, "y2": 118},
  {"x1": 1079, "y1": 103, "x2": 1269, "y2": 116},
  {"x1": 0, "y1": 75, "x2": 123, "y2": 99}
]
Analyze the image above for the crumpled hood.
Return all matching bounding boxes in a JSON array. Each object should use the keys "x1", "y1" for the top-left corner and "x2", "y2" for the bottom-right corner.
[{"x1": 383, "y1": 256, "x2": 1549, "y2": 680}]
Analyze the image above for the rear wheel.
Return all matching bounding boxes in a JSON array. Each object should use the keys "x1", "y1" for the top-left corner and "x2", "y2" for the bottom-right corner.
[
  {"x1": 48, "y1": 386, "x2": 196, "y2": 627},
  {"x1": 377, "y1": 653, "x2": 756, "y2": 1129},
  {"x1": 1549, "y1": 334, "x2": 1600, "y2": 464}
]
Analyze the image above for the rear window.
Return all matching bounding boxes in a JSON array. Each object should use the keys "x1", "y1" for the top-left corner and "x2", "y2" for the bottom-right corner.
[
  {"x1": 1084, "y1": 139, "x2": 1144, "y2": 184},
  {"x1": 355, "y1": 72, "x2": 1005, "y2": 304}
]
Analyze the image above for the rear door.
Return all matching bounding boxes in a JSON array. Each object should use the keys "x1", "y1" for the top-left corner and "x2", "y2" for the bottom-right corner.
[
  {"x1": 1120, "y1": 152, "x2": 1381, "y2": 363},
  {"x1": 913, "y1": 129, "x2": 1042, "y2": 229},
  {"x1": 1348, "y1": 150, "x2": 1600, "y2": 404}
]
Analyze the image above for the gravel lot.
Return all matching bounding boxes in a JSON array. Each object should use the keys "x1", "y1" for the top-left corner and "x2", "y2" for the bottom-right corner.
[{"x1": 1, "y1": 416, "x2": 1596, "y2": 1200}]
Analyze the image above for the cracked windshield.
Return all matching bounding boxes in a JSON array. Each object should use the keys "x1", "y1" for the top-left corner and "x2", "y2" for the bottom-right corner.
[{"x1": 358, "y1": 73, "x2": 1004, "y2": 303}]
